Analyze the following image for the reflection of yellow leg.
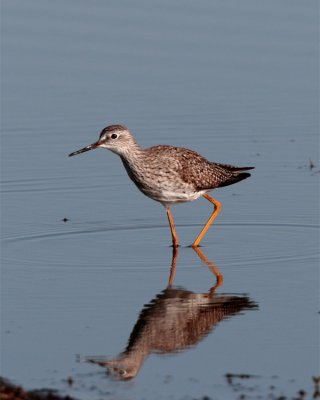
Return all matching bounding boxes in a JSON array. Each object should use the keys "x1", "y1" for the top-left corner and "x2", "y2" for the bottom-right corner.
[
  {"x1": 166, "y1": 207, "x2": 179, "y2": 248},
  {"x1": 167, "y1": 246, "x2": 178, "y2": 287},
  {"x1": 192, "y1": 246, "x2": 223, "y2": 293},
  {"x1": 192, "y1": 194, "x2": 221, "y2": 247}
]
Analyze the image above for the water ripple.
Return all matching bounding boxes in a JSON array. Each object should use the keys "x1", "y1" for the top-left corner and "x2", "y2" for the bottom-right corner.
[{"x1": 2, "y1": 221, "x2": 318, "y2": 244}]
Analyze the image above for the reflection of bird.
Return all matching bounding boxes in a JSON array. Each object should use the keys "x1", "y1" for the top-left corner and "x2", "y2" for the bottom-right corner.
[
  {"x1": 69, "y1": 125, "x2": 254, "y2": 247},
  {"x1": 83, "y1": 248, "x2": 258, "y2": 380}
]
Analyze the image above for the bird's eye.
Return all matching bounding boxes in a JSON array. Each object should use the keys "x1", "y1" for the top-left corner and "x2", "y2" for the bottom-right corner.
[{"x1": 111, "y1": 133, "x2": 118, "y2": 139}]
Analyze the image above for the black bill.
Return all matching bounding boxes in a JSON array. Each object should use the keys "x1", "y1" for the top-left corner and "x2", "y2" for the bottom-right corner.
[{"x1": 68, "y1": 142, "x2": 99, "y2": 157}]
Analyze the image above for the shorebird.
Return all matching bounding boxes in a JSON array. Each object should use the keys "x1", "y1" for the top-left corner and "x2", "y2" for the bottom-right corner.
[{"x1": 69, "y1": 125, "x2": 254, "y2": 247}]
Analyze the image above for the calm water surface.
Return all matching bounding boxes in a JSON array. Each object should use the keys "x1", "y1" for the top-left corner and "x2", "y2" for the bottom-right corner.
[{"x1": 1, "y1": 1, "x2": 319, "y2": 399}]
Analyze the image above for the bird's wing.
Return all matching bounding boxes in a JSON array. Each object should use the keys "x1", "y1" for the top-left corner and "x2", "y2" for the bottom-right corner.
[{"x1": 177, "y1": 150, "x2": 234, "y2": 190}]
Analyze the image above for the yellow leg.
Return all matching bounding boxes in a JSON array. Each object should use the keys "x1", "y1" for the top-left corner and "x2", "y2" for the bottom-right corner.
[
  {"x1": 192, "y1": 194, "x2": 221, "y2": 247},
  {"x1": 167, "y1": 246, "x2": 178, "y2": 287},
  {"x1": 192, "y1": 246, "x2": 223, "y2": 293},
  {"x1": 166, "y1": 207, "x2": 179, "y2": 248}
]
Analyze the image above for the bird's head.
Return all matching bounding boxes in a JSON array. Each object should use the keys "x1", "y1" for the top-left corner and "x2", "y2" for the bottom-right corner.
[{"x1": 69, "y1": 125, "x2": 138, "y2": 157}]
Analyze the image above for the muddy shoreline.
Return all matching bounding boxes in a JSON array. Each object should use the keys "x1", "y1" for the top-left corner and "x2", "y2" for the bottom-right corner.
[
  {"x1": 1, "y1": 375, "x2": 318, "y2": 400},
  {"x1": 0, "y1": 377, "x2": 75, "y2": 400}
]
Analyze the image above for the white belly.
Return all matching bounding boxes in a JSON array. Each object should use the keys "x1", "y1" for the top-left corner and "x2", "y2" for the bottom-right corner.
[{"x1": 151, "y1": 188, "x2": 207, "y2": 207}]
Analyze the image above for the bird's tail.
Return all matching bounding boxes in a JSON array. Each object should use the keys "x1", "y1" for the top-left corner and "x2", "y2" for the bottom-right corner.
[
  {"x1": 211, "y1": 162, "x2": 254, "y2": 172},
  {"x1": 217, "y1": 171, "x2": 252, "y2": 188}
]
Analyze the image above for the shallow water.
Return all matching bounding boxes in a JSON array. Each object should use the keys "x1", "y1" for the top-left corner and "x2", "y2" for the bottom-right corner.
[{"x1": 1, "y1": 1, "x2": 319, "y2": 399}]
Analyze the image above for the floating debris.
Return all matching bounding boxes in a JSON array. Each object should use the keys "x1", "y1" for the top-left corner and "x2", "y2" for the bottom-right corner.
[
  {"x1": 225, "y1": 372, "x2": 258, "y2": 385},
  {"x1": 66, "y1": 376, "x2": 73, "y2": 386},
  {"x1": 313, "y1": 376, "x2": 320, "y2": 398},
  {"x1": 309, "y1": 158, "x2": 315, "y2": 170}
]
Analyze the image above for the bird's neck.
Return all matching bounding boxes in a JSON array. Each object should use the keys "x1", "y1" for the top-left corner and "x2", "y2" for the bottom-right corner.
[{"x1": 119, "y1": 143, "x2": 144, "y2": 167}]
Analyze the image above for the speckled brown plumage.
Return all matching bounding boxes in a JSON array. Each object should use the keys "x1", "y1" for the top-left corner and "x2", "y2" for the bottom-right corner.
[
  {"x1": 69, "y1": 124, "x2": 254, "y2": 246},
  {"x1": 137, "y1": 144, "x2": 253, "y2": 192}
]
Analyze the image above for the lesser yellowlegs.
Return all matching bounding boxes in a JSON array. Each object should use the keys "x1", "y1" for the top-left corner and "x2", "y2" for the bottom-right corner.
[{"x1": 69, "y1": 125, "x2": 254, "y2": 247}]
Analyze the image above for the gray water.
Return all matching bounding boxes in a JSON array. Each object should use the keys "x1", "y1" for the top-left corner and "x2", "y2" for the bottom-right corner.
[{"x1": 1, "y1": 1, "x2": 319, "y2": 399}]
